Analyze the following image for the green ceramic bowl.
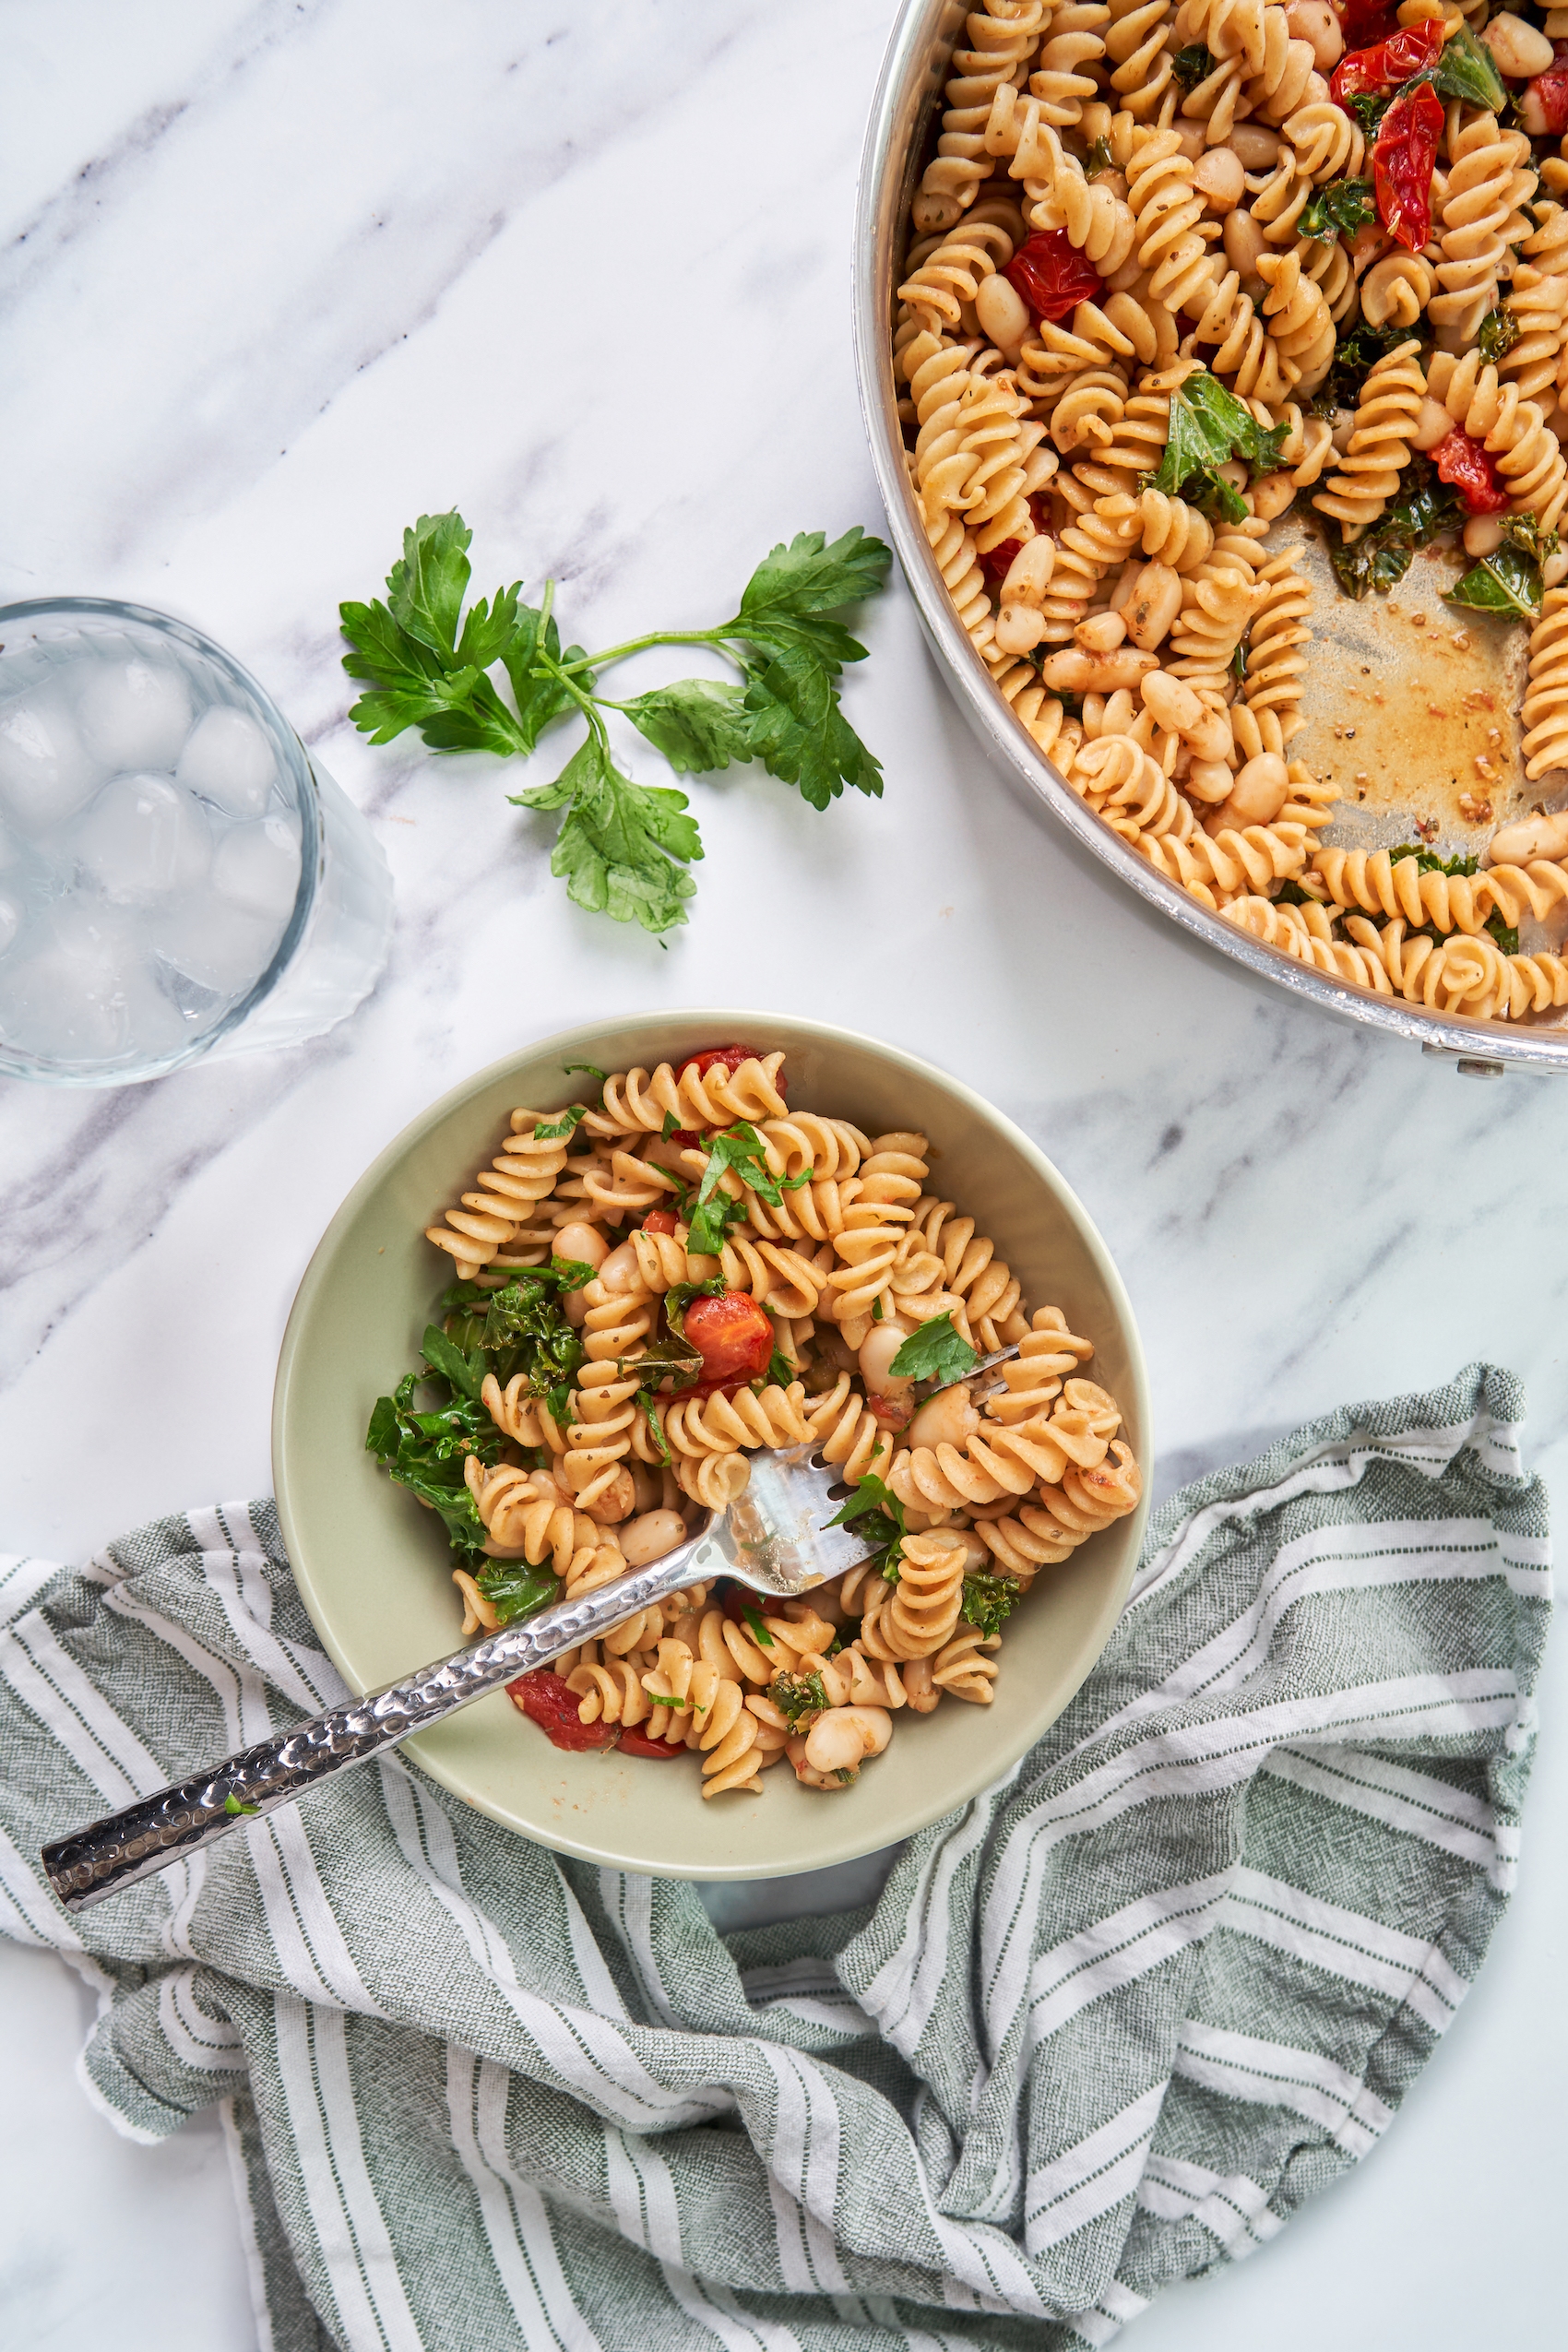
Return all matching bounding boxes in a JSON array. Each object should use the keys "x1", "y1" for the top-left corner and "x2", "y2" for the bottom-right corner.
[{"x1": 272, "y1": 1012, "x2": 1151, "y2": 1879}]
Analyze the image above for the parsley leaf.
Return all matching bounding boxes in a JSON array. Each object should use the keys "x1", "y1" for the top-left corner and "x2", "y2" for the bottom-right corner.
[
  {"x1": 386, "y1": 509, "x2": 476, "y2": 659},
  {"x1": 888, "y1": 1313, "x2": 980, "y2": 1386},
  {"x1": 636, "y1": 1394, "x2": 673, "y2": 1461},
  {"x1": 223, "y1": 1793, "x2": 259, "y2": 1817},
  {"x1": 741, "y1": 1602, "x2": 775, "y2": 1649},
  {"x1": 665, "y1": 1277, "x2": 728, "y2": 1330},
  {"x1": 684, "y1": 1122, "x2": 809, "y2": 1254},
  {"x1": 767, "y1": 1347, "x2": 795, "y2": 1390},
  {"x1": 563, "y1": 1060, "x2": 606, "y2": 1089},
  {"x1": 510, "y1": 735, "x2": 702, "y2": 935},
  {"x1": 825, "y1": 1473, "x2": 908, "y2": 1579},
  {"x1": 1442, "y1": 542, "x2": 1542, "y2": 622},
  {"x1": 731, "y1": 525, "x2": 892, "y2": 657},
  {"x1": 623, "y1": 679, "x2": 753, "y2": 772},
  {"x1": 740, "y1": 641, "x2": 885, "y2": 809},
  {"x1": 532, "y1": 1104, "x2": 588, "y2": 1142},
  {"x1": 961, "y1": 1572, "x2": 1022, "y2": 1639},
  {"x1": 1085, "y1": 135, "x2": 1113, "y2": 174},
  {"x1": 1299, "y1": 179, "x2": 1376, "y2": 244}
]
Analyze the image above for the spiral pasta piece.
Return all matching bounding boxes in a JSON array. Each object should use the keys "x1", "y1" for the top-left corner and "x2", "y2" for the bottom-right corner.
[
  {"x1": 1431, "y1": 113, "x2": 1532, "y2": 342},
  {"x1": 1500, "y1": 267, "x2": 1568, "y2": 407},
  {"x1": 663, "y1": 1381, "x2": 814, "y2": 1456},
  {"x1": 874, "y1": 1531, "x2": 969, "y2": 1660},
  {"x1": 1220, "y1": 894, "x2": 1396, "y2": 987},
  {"x1": 1359, "y1": 253, "x2": 1434, "y2": 332},
  {"x1": 1313, "y1": 339, "x2": 1425, "y2": 541},
  {"x1": 1103, "y1": 0, "x2": 1175, "y2": 121},
  {"x1": 1189, "y1": 269, "x2": 1296, "y2": 407},
  {"x1": 1033, "y1": 492, "x2": 1145, "y2": 642},
  {"x1": 591, "y1": 1054, "x2": 790, "y2": 1137},
  {"x1": 804, "y1": 1373, "x2": 897, "y2": 1484},
  {"x1": 931, "y1": 1626, "x2": 1003, "y2": 1703},
  {"x1": 1241, "y1": 549, "x2": 1312, "y2": 742},
  {"x1": 424, "y1": 1110, "x2": 575, "y2": 1277},
  {"x1": 913, "y1": 0, "x2": 1051, "y2": 233},
  {"x1": 1254, "y1": 249, "x2": 1334, "y2": 394},
  {"x1": 1134, "y1": 489, "x2": 1215, "y2": 573},
  {"x1": 826, "y1": 1132, "x2": 930, "y2": 1329},
  {"x1": 1311, "y1": 847, "x2": 1498, "y2": 932},
  {"x1": 1521, "y1": 588, "x2": 1568, "y2": 779},
  {"x1": 1284, "y1": 99, "x2": 1364, "y2": 184},
  {"x1": 1028, "y1": 0, "x2": 1109, "y2": 129},
  {"x1": 954, "y1": 359, "x2": 1049, "y2": 551},
  {"x1": 1126, "y1": 129, "x2": 1214, "y2": 317},
  {"x1": 465, "y1": 1460, "x2": 612, "y2": 1581},
  {"x1": 695, "y1": 1677, "x2": 766, "y2": 1795},
  {"x1": 885, "y1": 1377, "x2": 1121, "y2": 1513},
  {"x1": 897, "y1": 218, "x2": 1017, "y2": 336},
  {"x1": 890, "y1": 1197, "x2": 1029, "y2": 1350}
]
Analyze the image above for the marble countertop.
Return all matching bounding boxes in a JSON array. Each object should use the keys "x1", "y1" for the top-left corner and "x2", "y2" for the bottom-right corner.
[{"x1": 2, "y1": 3, "x2": 1563, "y2": 2345}]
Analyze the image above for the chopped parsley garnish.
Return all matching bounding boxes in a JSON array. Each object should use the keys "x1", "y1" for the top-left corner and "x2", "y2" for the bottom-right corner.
[
  {"x1": 562, "y1": 1060, "x2": 606, "y2": 1087},
  {"x1": 223, "y1": 1793, "x2": 260, "y2": 1817},
  {"x1": 683, "y1": 1121, "x2": 811, "y2": 1254},
  {"x1": 661, "y1": 1110, "x2": 681, "y2": 1138},
  {"x1": 888, "y1": 1312, "x2": 980, "y2": 1386},
  {"x1": 767, "y1": 1347, "x2": 796, "y2": 1390},
  {"x1": 741, "y1": 1602, "x2": 776, "y2": 1649}
]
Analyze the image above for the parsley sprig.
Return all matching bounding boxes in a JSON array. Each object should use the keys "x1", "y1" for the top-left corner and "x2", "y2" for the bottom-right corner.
[
  {"x1": 888, "y1": 1313, "x2": 979, "y2": 1387},
  {"x1": 680, "y1": 1122, "x2": 812, "y2": 1255},
  {"x1": 826, "y1": 1473, "x2": 908, "y2": 1581},
  {"x1": 340, "y1": 512, "x2": 891, "y2": 935}
]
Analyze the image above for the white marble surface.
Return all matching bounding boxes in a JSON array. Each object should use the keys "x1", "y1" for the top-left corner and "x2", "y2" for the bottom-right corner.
[{"x1": 1, "y1": 4, "x2": 1564, "y2": 2346}]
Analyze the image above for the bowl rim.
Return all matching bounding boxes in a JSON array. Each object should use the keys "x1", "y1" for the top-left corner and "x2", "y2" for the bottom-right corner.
[
  {"x1": 850, "y1": 0, "x2": 1568, "y2": 1079},
  {"x1": 271, "y1": 1007, "x2": 1152, "y2": 1878}
]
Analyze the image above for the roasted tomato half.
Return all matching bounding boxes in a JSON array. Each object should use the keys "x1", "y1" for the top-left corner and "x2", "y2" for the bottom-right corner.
[
  {"x1": 507, "y1": 1669, "x2": 613, "y2": 1751},
  {"x1": 683, "y1": 1289, "x2": 774, "y2": 1392}
]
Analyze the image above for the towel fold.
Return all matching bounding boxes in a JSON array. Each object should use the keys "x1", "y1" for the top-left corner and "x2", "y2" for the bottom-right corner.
[{"x1": 0, "y1": 1363, "x2": 1550, "y2": 2352}]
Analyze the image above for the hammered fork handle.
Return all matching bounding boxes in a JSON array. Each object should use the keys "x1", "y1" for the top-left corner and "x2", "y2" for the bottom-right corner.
[{"x1": 42, "y1": 1526, "x2": 724, "y2": 1914}]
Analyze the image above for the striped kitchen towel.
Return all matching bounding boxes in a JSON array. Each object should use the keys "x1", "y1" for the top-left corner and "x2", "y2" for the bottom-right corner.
[{"x1": 0, "y1": 1363, "x2": 1550, "y2": 2352}]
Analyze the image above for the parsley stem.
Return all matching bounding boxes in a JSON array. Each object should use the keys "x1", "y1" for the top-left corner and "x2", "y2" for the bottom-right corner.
[{"x1": 552, "y1": 626, "x2": 730, "y2": 677}]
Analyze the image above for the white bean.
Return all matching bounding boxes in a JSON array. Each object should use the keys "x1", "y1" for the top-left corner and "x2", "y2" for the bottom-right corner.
[
  {"x1": 1075, "y1": 609, "x2": 1128, "y2": 654},
  {"x1": 585, "y1": 1467, "x2": 636, "y2": 1526},
  {"x1": 1463, "y1": 513, "x2": 1507, "y2": 557},
  {"x1": 1141, "y1": 668, "x2": 1204, "y2": 735},
  {"x1": 553, "y1": 1221, "x2": 607, "y2": 1271},
  {"x1": 804, "y1": 1705, "x2": 893, "y2": 1774},
  {"x1": 858, "y1": 1320, "x2": 914, "y2": 1397},
  {"x1": 909, "y1": 1383, "x2": 981, "y2": 1450},
  {"x1": 618, "y1": 1508, "x2": 688, "y2": 1567},
  {"x1": 596, "y1": 1241, "x2": 643, "y2": 1294},
  {"x1": 1123, "y1": 561, "x2": 1183, "y2": 650},
  {"x1": 1251, "y1": 470, "x2": 1296, "y2": 521},
  {"x1": 1001, "y1": 536, "x2": 1056, "y2": 603},
  {"x1": 1483, "y1": 11, "x2": 1554, "y2": 77},
  {"x1": 975, "y1": 272, "x2": 1031, "y2": 353},
  {"x1": 1229, "y1": 125, "x2": 1281, "y2": 170},
  {"x1": 1215, "y1": 752, "x2": 1289, "y2": 828},
  {"x1": 1409, "y1": 397, "x2": 1455, "y2": 454},
  {"x1": 995, "y1": 600, "x2": 1048, "y2": 654},
  {"x1": 1545, "y1": 548, "x2": 1568, "y2": 589},
  {"x1": 1486, "y1": 809, "x2": 1568, "y2": 867},
  {"x1": 1194, "y1": 147, "x2": 1245, "y2": 210},
  {"x1": 1285, "y1": 0, "x2": 1343, "y2": 69},
  {"x1": 1185, "y1": 757, "x2": 1235, "y2": 804}
]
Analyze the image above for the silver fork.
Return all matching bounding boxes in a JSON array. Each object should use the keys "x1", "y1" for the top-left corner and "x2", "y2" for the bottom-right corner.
[{"x1": 41, "y1": 1344, "x2": 1021, "y2": 1912}]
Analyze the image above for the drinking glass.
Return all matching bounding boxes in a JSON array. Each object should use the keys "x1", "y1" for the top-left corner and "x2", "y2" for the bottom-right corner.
[{"x1": 0, "y1": 597, "x2": 392, "y2": 1086}]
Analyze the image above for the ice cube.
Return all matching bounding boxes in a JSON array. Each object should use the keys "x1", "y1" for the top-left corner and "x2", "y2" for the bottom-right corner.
[
  {"x1": 71, "y1": 771, "x2": 212, "y2": 903},
  {"x1": 154, "y1": 895, "x2": 279, "y2": 997},
  {"x1": 175, "y1": 705, "x2": 278, "y2": 818},
  {"x1": 0, "y1": 895, "x2": 19, "y2": 956},
  {"x1": 76, "y1": 657, "x2": 194, "y2": 771},
  {"x1": 211, "y1": 814, "x2": 303, "y2": 924},
  {"x1": 0, "y1": 688, "x2": 106, "y2": 835},
  {"x1": 0, "y1": 903, "x2": 136, "y2": 1061}
]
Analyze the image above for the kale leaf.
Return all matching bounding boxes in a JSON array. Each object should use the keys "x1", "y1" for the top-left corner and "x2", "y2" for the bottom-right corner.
[
  {"x1": 961, "y1": 1573, "x2": 1023, "y2": 1639},
  {"x1": 1299, "y1": 178, "x2": 1376, "y2": 244},
  {"x1": 1323, "y1": 457, "x2": 1465, "y2": 600},
  {"x1": 1145, "y1": 368, "x2": 1289, "y2": 521},
  {"x1": 1442, "y1": 542, "x2": 1542, "y2": 622}
]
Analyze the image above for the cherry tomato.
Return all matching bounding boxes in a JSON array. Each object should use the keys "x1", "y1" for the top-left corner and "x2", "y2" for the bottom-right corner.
[
  {"x1": 1431, "y1": 428, "x2": 1510, "y2": 515},
  {"x1": 1372, "y1": 78, "x2": 1443, "y2": 252},
  {"x1": 979, "y1": 537, "x2": 1023, "y2": 584},
  {"x1": 642, "y1": 1208, "x2": 679, "y2": 1235},
  {"x1": 1004, "y1": 229, "x2": 1102, "y2": 323},
  {"x1": 1330, "y1": 18, "x2": 1441, "y2": 104},
  {"x1": 676, "y1": 1043, "x2": 785, "y2": 1099},
  {"x1": 868, "y1": 1393, "x2": 912, "y2": 1430},
  {"x1": 683, "y1": 1289, "x2": 774, "y2": 1391},
  {"x1": 1526, "y1": 44, "x2": 1568, "y2": 137},
  {"x1": 507, "y1": 1669, "x2": 614, "y2": 1751},
  {"x1": 616, "y1": 1724, "x2": 684, "y2": 1758},
  {"x1": 1336, "y1": 0, "x2": 1401, "y2": 48}
]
